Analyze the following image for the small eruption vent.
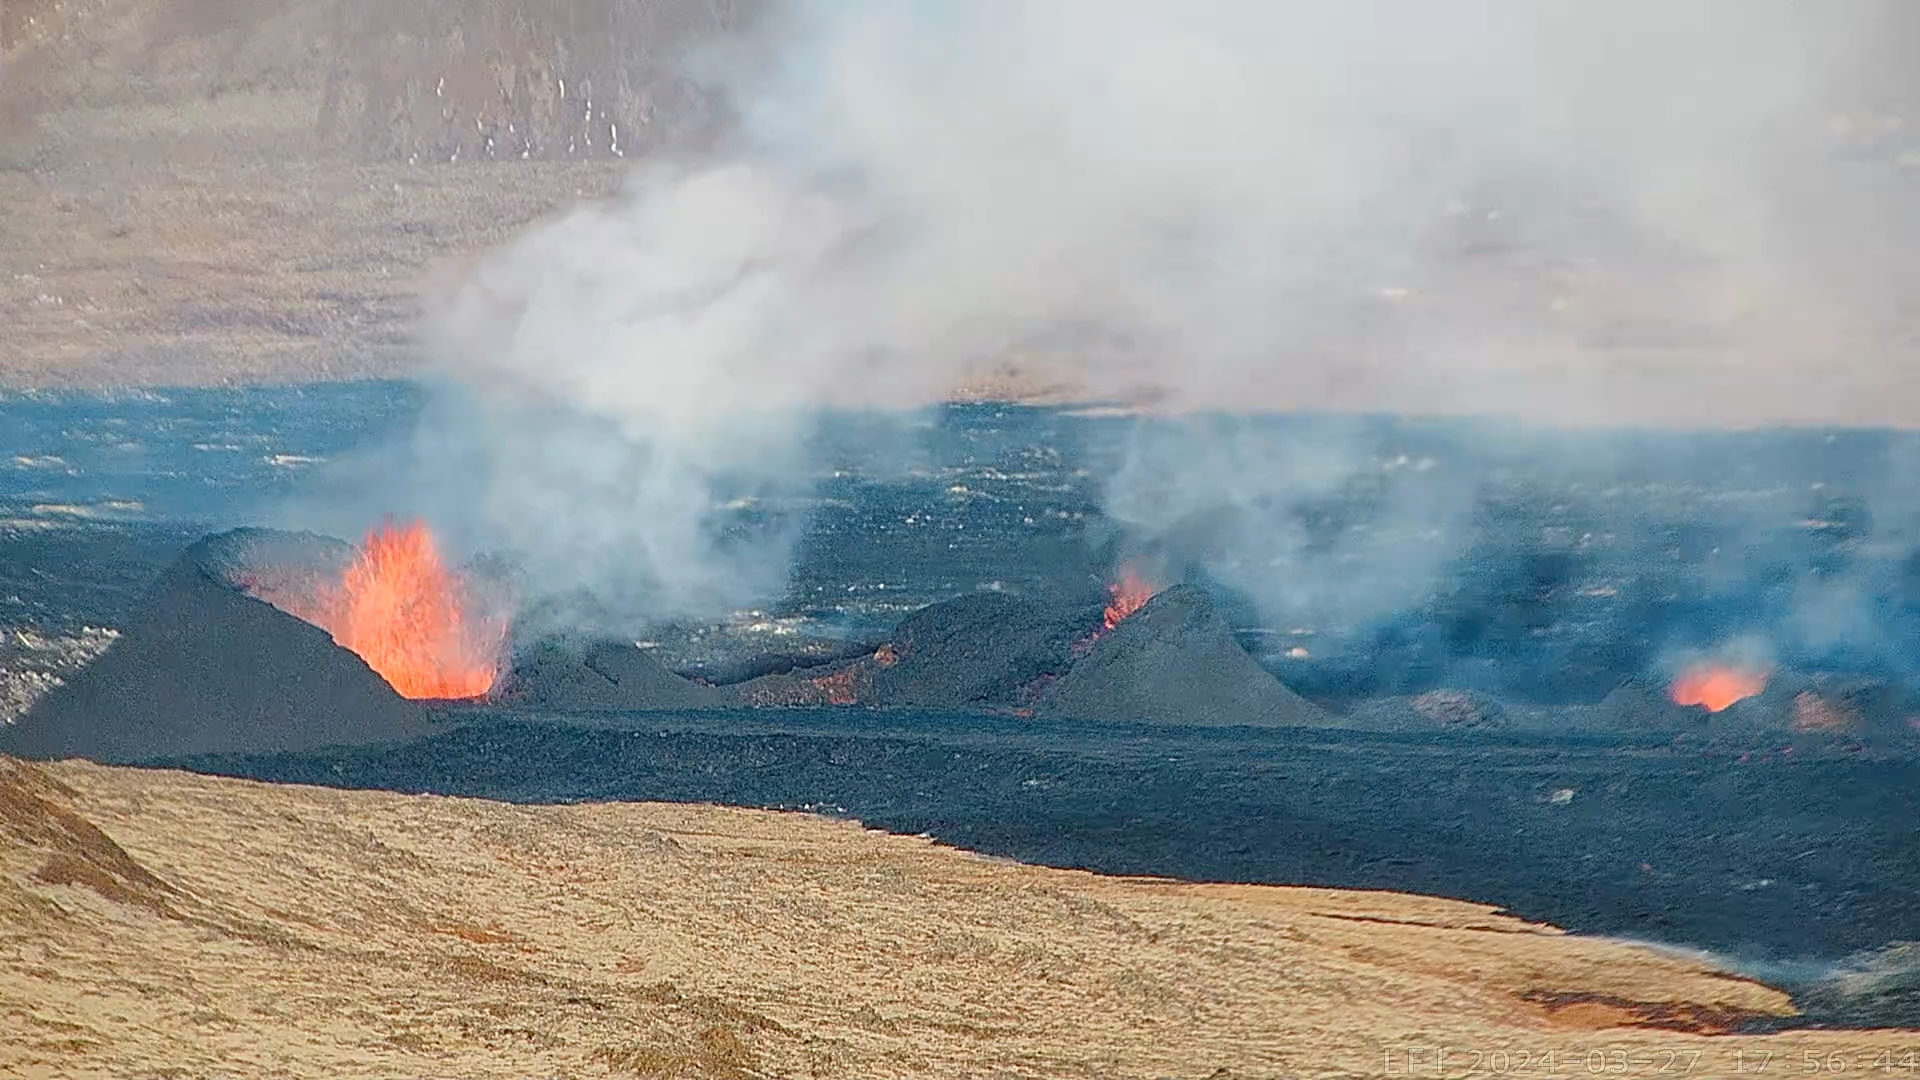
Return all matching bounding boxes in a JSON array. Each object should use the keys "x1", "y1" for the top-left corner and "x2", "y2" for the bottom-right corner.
[
  {"x1": 242, "y1": 520, "x2": 505, "y2": 699},
  {"x1": 1670, "y1": 663, "x2": 1768, "y2": 713},
  {"x1": 1103, "y1": 563, "x2": 1156, "y2": 631},
  {"x1": 329, "y1": 521, "x2": 503, "y2": 699}
]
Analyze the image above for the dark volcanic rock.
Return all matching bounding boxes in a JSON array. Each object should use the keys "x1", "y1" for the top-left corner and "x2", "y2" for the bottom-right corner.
[
  {"x1": 671, "y1": 639, "x2": 881, "y2": 686},
  {"x1": 1595, "y1": 678, "x2": 1707, "y2": 732},
  {"x1": 727, "y1": 656, "x2": 877, "y2": 708},
  {"x1": 873, "y1": 592, "x2": 1100, "y2": 710},
  {"x1": 1036, "y1": 585, "x2": 1331, "y2": 727},
  {"x1": 1339, "y1": 689, "x2": 1512, "y2": 733},
  {"x1": 494, "y1": 639, "x2": 722, "y2": 711},
  {"x1": 1595, "y1": 671, "x2": 1917, "y2": 755},
  {"x1": 193, "y1": 527, "x2": 355, "y2": 595},
  {"x1": 1, "y1": 530, "x2": 431, "y2": 764},
  {"x1": 193, "y1": 710, "x2": 1920, "y2": 969},
  {"x1": 723, "y1": 591, "x2": 1100, "y2": 710},
  {"x1": 1794, "y1": 943, "x2": 1920, "y2": 1028},
  {"x1": 1598, "y1": 676, "x2": 1794, "y2": 737},
  {"x1": 1776, "y1": 675, "x2": 1920, "y2": 748}
]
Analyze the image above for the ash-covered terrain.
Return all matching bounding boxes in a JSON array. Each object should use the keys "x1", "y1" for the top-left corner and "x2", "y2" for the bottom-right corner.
[{"x1": 5, "y1": 383, "x2": 1920, "y2": 1025}]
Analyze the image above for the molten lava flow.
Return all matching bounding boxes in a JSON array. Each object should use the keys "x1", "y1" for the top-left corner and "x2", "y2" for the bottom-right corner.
[
  {"x1": 1670, "y1": 663, "x2": 1768, "y2": 713},
  {"x1": 324, "y1": 520, "x2": 503, "y2": 699},
  {"x1": 1103, "y1": 562, "x2": 1156, "y2": 631},
  {"x1": 1070, "y1": 562, "x2": 1162, "y2": 658}
]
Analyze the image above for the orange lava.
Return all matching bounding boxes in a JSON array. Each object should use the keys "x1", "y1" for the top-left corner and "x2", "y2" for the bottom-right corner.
[
  {"x1": 317, "y1": 520, "x2": 503, "y2": 699},
  {"x1": 1670, "y1": 663, "x2": 1768, "y2": 712},
  {"x1": 1103, "y1": 562, "x2": 1157, "y2": 631}
]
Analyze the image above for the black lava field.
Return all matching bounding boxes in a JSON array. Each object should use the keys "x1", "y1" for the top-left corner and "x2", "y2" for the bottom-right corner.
[{"x1": 4, "y1": 385, "x2": 1919, "y2": 1024}]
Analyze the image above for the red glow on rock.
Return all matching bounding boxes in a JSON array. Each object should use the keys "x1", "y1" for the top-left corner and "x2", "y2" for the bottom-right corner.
[
  {"x1": 809, "y1": 668, "x2": 863, "y2": 706},
  {"x1": 1103, "y1": 563, "x2": 1156, "y2": 631},
  {"x1": 1670, "y1": 663, "x2": 1768, "y2": 713}
]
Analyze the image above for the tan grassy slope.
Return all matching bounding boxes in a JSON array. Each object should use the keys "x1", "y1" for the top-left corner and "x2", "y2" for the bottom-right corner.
[{"x1": 0, "y1": 756, "x2": 1910, "y2": 1078}]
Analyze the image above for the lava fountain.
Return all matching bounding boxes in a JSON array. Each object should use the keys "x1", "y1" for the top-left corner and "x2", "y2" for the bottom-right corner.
[
  {"x1": 1070, "y1": 562, "x2": 1160, "y2": 659},
  {"x1": 1670, "y1": 662, "x2": 1769, "y2": 713},
  {"x1": 244, "y1": 519, "x2": 506, "y2": 699},
  {"x1": 329, "y1": 520, "x2": 505, "y2": 699},
  {"x1": 1104, "y1": 562, "x2": 1157, "y2": 631}
]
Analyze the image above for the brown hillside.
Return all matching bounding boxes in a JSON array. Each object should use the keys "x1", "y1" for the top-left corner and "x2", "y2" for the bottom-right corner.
[
  {"x1": 0, "y1": 754, "x2": 1908, "y2": 1078},
  {"x1": 0, "y1": 0, "x2": 1088, "y2": 394},
  {"x1": 0, "y1": 0, "x2": 714, "y2": 387}
]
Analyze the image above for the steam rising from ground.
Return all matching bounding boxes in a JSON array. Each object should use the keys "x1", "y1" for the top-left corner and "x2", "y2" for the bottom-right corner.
[{"x1": 412, "y1": 1, "x2": 1911, "y2": 631}]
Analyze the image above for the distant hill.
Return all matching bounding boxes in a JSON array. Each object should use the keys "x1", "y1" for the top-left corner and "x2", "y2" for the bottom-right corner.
[{"x1": 1, "y1": 0, "x2": 743, "y2": 162}]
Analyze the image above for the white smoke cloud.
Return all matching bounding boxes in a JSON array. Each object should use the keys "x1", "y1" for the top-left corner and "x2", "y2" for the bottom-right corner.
[{"x1": 413, "y1": 0, "x2": 1907, "y2": 629}]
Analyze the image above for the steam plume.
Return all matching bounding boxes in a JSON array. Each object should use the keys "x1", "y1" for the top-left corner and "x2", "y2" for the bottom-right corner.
[{"x1": 411, "y1": 1, "x2": 1909, "y2": 630}]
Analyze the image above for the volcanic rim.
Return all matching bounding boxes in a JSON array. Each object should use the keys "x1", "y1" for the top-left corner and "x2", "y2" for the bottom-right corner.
[{"x1": 1, "y1": 755, "x2": 1910, "y2": 1079}]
